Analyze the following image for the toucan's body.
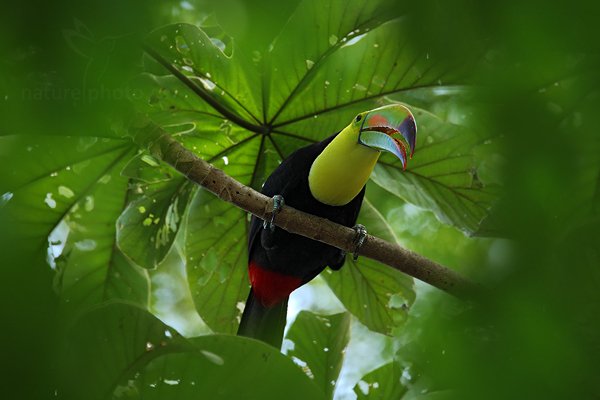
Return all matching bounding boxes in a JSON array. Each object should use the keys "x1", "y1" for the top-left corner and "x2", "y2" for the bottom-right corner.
[
  {"x1": 238, "y1": 135, "x2": 365, "y2": 346},
  {"x1": 237, "y1": 105, "x2": 417, "y2": 348}
]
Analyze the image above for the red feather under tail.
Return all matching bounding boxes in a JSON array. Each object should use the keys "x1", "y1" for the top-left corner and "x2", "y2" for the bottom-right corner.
[
  {"x1": 237, "y1": 262, "x2": 302, "y2": 348},
  {"x1": 248, "y1": 262, "x2": 302, "y2": 307}
]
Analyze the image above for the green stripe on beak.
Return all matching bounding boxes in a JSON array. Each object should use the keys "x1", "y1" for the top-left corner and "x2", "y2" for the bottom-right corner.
[{"x1": 357, "y1": 104, "x2": 417, "y2": 169}]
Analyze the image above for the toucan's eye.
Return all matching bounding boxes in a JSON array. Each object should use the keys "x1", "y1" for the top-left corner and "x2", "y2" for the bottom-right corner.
[{"x1": 355, "y1": 115, "x2": 362, "y2": 122}]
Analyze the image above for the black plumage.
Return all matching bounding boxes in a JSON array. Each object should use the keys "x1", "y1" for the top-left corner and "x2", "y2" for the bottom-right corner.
[{"x1": 238, "y1": 134, "x2": 365, "y2": 347}]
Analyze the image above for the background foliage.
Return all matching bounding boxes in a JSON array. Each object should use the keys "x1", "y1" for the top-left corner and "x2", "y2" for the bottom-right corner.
[{"x1": 1, "y1": 0, "x2": 599, "y2": 399}]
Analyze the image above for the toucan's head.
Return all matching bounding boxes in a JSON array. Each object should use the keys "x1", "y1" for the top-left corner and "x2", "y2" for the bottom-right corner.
[
  {"x1": 352, "y1": 104, "x2": 417, "y2": 169},
  {"x1": 309, "y1": 103, "x2": 418, "y2": 206}
]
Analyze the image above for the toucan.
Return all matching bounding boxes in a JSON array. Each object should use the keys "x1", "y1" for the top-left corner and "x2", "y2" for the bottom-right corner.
[{"x1": 237, "y1": 104, "x2": 417, "y2": 348}]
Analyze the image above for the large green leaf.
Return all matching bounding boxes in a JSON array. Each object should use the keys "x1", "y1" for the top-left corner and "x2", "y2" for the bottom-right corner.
[
  {"x1": 265, "y1": 0, "x2": 399, "y2": 122},
  {"x1": 0, "y1": 135, "x2": 149, "y2": 312},
  {"x1": 269, "y1": 20, "x2": 465, "y2": 136},
  {"x1": 323, "y1": 199, "x2": 415, "y2": 335},
  {"x1": 60, "y1": 302, "x2": 187, "y2": 400},
  {"x1": 61, "y1": 302, "x2": 325, "y2": 400},
  {"x1": 127, "y1": 335, "x2": 326, "y2": 400},
  {"x1": 285, "y1": 311, "x2": 351, "y2": 398},
  {"x1": 0, "y1": 135, "x2": 131, "y2": 245}
]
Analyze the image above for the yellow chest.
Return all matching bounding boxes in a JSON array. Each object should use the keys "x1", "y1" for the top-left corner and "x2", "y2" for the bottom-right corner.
[{"x1": 308, "y1": 129, "x2": 380, "y2": 206}]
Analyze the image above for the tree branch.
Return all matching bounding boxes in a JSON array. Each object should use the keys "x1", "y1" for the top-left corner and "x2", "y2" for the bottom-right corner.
[{"x1": 130, "y1": 118, "x2": 480, "y2": 299}]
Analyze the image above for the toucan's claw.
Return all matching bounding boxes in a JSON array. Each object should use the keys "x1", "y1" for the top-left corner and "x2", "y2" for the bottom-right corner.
[
  {"x1": 264, "y1": 195, "x2": 284, "y2": 232},
  {"x1": 352, "y1": 224, "x2": 367, "y2": 261}
]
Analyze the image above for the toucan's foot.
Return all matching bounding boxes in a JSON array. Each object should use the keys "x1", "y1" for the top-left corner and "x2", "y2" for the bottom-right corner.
[
  {"x1": 352, "y1": 224, "x2": 367, "y2": 261},
  {"x1": 263, "y1": 195, "x2": 285, "y2": 232}
]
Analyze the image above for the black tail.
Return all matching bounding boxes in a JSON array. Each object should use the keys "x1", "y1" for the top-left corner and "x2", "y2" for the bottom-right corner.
[{"x1": 237, "y1": 289, "x2": 288, "y2": 349}]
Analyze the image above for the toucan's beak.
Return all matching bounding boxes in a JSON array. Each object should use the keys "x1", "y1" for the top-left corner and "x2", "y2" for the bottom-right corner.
[{"x1": 357, "y1": 104, "x2": 417, "y2": 169}]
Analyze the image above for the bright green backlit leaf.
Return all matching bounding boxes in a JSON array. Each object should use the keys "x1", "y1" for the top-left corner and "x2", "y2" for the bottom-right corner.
[{"x1": 117, "y1": 177, "x2": 194, "y2": 269}]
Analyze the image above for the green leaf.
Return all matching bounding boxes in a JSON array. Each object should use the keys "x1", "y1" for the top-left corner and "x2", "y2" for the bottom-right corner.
[
  {"x1": 60, "y1": 302, "x2": 186, "y2": 400},
  {"x1": 133, "y1": 72, "x2": 220, "y2": 114},
  {"x1": 144, "y1": 23, "x2": 263, "y2": 126},
  {"x1": 323, "y1": 199, "x2": 415, "y2": 335},
  {"x1": 63, "y1": 302, "x2": 327, "y2": 400},
  {"x1": 0, "y1": 135, "x2": 132, "y2": 247},
  {"x1": 116, "y1": 177, "x2": 194, "y2": 269},
  {"x1": 61, "y1": 300, "x2": 326, "y2": 400},
  {"x1": 371, "y1": 106, "x2": 498, "y2": 235},
  {"x1": 353, "y1": 362, "x2": 407, "y2": 400},
  {"x1": 0, "y1": 135, "x2": 148, "y2": 312},
  {"x1": 125, "y1": 335, "x2": 327, "y2": 400},
  {"x1": 185, "y1": 188, "x2": 249, "y2": 334},
  {"x1": 130, "y1": 73, "x2": 228, "y2": 132},
  {"x1": 285, "y1": 311, "x2": 351, "y2": 399},
  {"x1": 269, "y1": 18, "x2": 463, "y2": 134},
  {"x1": 265, "y1": 0, "x2": 400, "y2": 122},
  {"x1": 55, "y1": 161, "x2": 150, "y2": 311}
]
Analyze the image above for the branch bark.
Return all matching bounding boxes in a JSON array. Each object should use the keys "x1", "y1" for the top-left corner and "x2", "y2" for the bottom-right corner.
[{"x1": 131, "y1": 118, "x2": 479, "y2": 299}]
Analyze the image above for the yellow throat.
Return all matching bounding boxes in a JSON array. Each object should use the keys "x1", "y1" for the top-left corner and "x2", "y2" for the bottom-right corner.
[{"x1": 308, "y1": 124, "x2": 380, "y2": 206}]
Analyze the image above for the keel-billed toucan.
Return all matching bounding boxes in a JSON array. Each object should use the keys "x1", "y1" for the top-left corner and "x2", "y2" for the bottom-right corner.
[{"x1": 237, "y1": 104, "x2": 417, "y2": 348}]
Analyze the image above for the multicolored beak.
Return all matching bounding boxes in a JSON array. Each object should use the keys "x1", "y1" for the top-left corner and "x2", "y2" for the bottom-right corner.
[{"x1": 357, "y1": 104, "x2": 417, "y2": 169}]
